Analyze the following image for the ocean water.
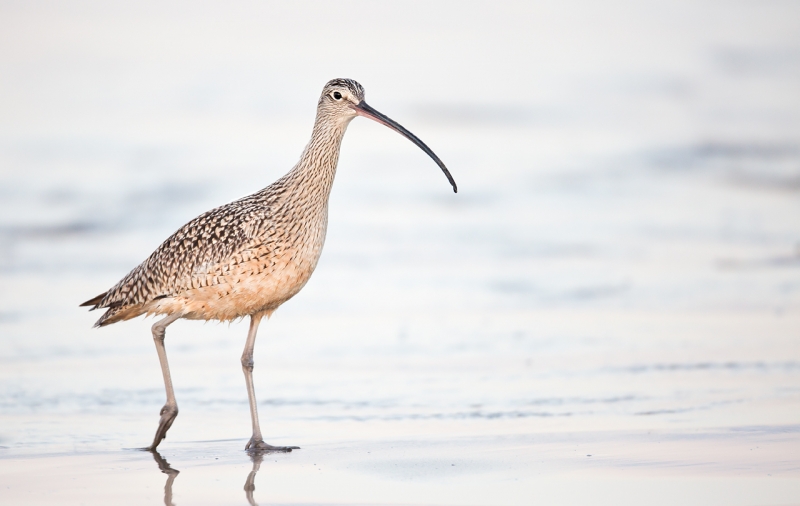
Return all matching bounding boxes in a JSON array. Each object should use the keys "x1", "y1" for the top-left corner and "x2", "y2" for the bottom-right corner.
[{"x1": 0, "y1": 1, "x2": 799, "y2": 504}]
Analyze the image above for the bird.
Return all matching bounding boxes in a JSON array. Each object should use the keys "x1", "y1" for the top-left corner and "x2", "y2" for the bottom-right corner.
[{"x1": 80, "y1": 78, "x2": 457, "y2": 453}]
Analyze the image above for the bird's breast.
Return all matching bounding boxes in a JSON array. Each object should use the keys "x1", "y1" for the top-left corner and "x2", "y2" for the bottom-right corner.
[{"x1": 162, "y1": 209, "x2": 329, "y2": 321}]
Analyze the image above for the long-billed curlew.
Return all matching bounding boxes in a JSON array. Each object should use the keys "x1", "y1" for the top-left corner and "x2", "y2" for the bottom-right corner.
[{"x1": 81, "y1": 78, "x2": 456, "y2": 452}]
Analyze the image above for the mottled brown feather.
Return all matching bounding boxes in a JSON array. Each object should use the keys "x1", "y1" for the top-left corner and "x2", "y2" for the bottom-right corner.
[{"x1": 80, "y1": 292, "x2": 106, "y2": 308}]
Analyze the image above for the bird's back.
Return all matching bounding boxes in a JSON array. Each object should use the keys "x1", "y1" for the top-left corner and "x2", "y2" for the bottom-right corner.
[{"x1": 84, "y1": 174, "x2": 330, "y2": 326}]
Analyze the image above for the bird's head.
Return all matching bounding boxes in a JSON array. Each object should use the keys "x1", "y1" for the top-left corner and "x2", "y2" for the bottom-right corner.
[
  {"x1": 318, "y1": 78, "x2": 365, "y2": 123},
  {"x1": 317, "y1": 78, "x2": 457, "y2": 193}
]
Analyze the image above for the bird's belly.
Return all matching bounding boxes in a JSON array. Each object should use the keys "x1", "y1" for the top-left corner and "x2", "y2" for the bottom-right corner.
[{"x1": 155, "y1": 246, "x2": 322, "y2": 321}]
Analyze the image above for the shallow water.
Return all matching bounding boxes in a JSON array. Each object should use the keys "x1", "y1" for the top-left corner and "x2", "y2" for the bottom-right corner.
[{"x1": 1, "y1": 1, "x2": 799, "y2": 504}]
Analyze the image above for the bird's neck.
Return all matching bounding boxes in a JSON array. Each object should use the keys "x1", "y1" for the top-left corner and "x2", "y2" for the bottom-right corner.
[{"x1": 288, "y1": 116, "x2": 352, "y2": 200}]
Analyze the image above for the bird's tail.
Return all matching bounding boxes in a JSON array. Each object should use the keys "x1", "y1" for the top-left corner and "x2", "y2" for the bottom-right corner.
[
  {"x1": 81, "y1": 291, "x2": 142, "y2": 327},
  {"x1": 80, "y1": 292, "x2": 107, "y2": 309},
  {"x1": 93, "y1": 305, "x2": 139, "y2": 327}
]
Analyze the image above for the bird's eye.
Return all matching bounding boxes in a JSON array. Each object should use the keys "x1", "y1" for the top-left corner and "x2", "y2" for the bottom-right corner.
[{"x1": 332, "y1": 91, "x2": 342, "y2": 100}]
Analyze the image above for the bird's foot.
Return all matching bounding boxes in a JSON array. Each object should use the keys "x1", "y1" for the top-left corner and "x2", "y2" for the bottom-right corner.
[
  {"x1": 145, "y1": 403, "x2": 179, "y2": 451},
  {"x1": 245, "y1": 437, "x2": 300, "y2": 453}
]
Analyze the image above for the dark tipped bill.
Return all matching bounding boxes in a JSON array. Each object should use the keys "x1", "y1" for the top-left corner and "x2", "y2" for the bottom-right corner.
[{"x1": 354, "y1": 101, "x2": 457, "y2": 193}]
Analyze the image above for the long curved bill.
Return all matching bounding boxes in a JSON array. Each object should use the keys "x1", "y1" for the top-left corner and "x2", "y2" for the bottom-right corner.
[{"x1": 354, "y1": 101, "x2": 457, "y2": 193}]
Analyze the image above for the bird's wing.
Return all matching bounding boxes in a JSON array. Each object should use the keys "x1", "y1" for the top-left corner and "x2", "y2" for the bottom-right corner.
[{"x1": 90, "y1": 198, "x2": 271, "y2": 312}]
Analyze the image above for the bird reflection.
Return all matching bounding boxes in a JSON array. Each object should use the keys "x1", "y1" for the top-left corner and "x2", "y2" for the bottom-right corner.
[
  {"x1": 244, "y1": 452, "x2": 264, "y2": 506},
  {"x1": 149, "y1": 450, "x2": 180, "y2": 506},
  {"x1": 147, "y1": 449, "x2": 268, "y2": 506}
]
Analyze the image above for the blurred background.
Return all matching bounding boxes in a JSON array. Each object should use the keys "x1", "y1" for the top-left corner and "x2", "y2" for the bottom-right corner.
[{"x1": 0, "y1": 1, "x2": 799, "y2": 504}]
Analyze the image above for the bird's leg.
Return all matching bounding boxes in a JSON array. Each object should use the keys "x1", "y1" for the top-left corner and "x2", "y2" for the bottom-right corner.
[
  {"x1": 146, "y1": 313, "x2": 182, "y2": 451},
  {"x1": 242, "y1": 313, "x2": 299, "y2": 453}
]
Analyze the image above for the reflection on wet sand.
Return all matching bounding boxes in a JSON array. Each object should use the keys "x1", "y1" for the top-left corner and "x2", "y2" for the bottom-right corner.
[
  {"x1": 244, "y1": 452, "x2": 264, "y2": 506},
  {"x1": 148, "y1": 449, "x2": 266, "y2": 506},
  {"x1": 150, "y1": 451, "x2": 179, "y2": 506}
]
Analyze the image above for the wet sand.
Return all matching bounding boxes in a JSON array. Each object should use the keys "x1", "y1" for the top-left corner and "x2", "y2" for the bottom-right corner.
[
  {"x1": 2, "y1": 425, "x2": 799, "y2": 506},
  {"x1": 2, "y1": 308, "x2": 798, "y2": 504},
  {"x1": 1, "y1": 1, "x2": 799, "y2": 504}
]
